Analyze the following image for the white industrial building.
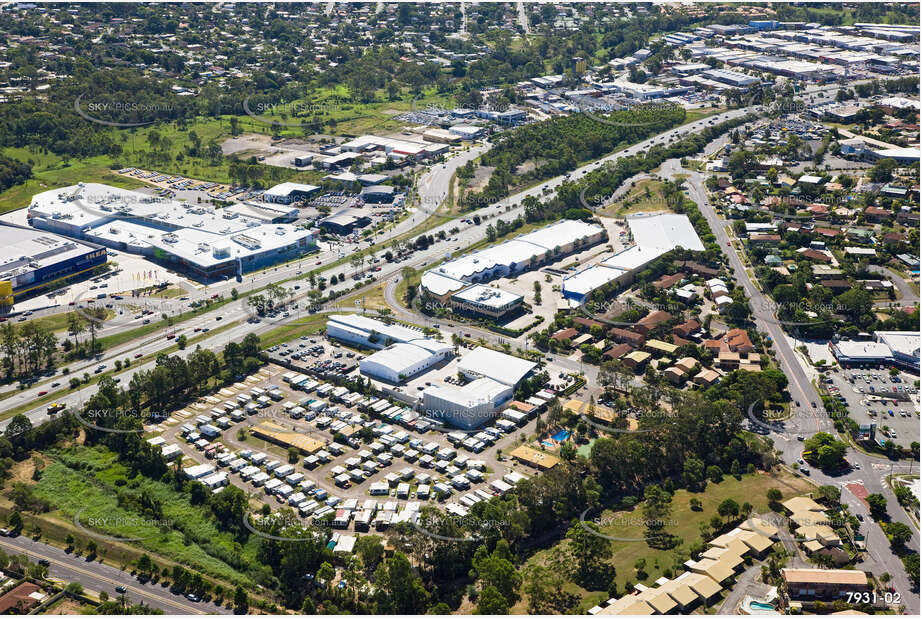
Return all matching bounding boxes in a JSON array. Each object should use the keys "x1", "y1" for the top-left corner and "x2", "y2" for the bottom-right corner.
[
  {"x1": 327, "y1": 314, "x2": 453, "y2": 383},
  {"x1": 327, "y1": 313, "x2": 430, "y2": 349},
  {"x1": 419, "y1": 346, "x2": 535, "y2": 430},
  {"x1": 28, "y1": 183, "x2": 315, "y2": 280},
  {"x1": 450, "y1": 284, "x2": 524, "y2": 319},
  {"x1": 422, "y1": 377, "x2": 513, "y2": 430},
  {"x1": 873, "y1": 331, "x2": 920, "y2": 371},
  {"x1": 420, "y1": 219, "x2": 606, "y2": 297},
  {"x1": 457, "y1": 346, "x2": 536, "y2": 387},
  {"x1": 360, "y1": 340, "x2": 453, "y2": 383},
  {"x1": 0, "y1": 224, "x2": 106, "y2": 303},
  {"x1": 829, "y1": 331, "x2": 920, "y2": 371},
  {"x1": 562, "y1": 213, "x2": 704, "y2": 304}
]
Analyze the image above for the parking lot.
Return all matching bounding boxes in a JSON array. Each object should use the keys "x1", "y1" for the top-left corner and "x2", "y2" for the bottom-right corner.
[
  {"x1": 825, "y1": 367, "x2": 919, "y2": 448},
  {"x1": 155, "y1": 356, "x2": 552, "y2": 536}
]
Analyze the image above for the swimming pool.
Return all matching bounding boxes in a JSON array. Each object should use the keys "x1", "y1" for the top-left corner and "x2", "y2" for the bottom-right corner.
[
  {"x1": 750, "y1": 602, "x2": 775, "y2": 611},
  {"x1": 551, "y1": 430, "x2": 571, "y2": 441}
]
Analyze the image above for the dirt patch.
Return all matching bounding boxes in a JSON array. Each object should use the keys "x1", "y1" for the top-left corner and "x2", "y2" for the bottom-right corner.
[
  {"x1": 9, "y1": 453, "x2": 50, "y2": 486},
  {"x1": 514, "y1": 160, "x2": 539, "y2": 175},
  {"x1": 44, "y1": 597, "x2": 92, "y2": 614},
  {"x1": 467, "y1": 166, "x2": 495, "y2": 192}
]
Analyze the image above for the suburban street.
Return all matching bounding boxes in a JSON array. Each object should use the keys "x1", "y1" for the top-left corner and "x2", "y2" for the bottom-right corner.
[
  {"x1": 659, "y1": 149, "x2": 919, "y2": 613},
  {"x1": 0, "y1": 535, "x2": 228, "y2": 614}
]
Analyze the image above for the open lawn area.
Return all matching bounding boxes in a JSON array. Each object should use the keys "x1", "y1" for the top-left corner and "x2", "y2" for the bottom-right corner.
[
  {"x1": 257, "y1": 314, "x2": 329, "y2": 350},
  {"x1": 0, "y1": 152, "x2": 146, "y2": 214},
  {"x1": 602, "y1": 179, "x2": 673, "y2": 217},
  {"x1": 515, "y1": 469, "x2": 814, "y2": 614}
]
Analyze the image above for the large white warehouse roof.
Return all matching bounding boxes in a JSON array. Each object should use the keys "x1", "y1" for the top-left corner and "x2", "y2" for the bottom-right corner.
[
  {"x1": 423, "y1": 377, "x2": 511, "y2": 408},
  {"x1": 28, "y1": 183, "x2": 313, "y2": 270},
  {"x1": 458, "y1": 347, "x2": 536, "y2": 387},
  {"x1": 626, "y1": 213, "x2": 705, "y2": 252},
  {"x1": 327, "y1": 313, "x2": 427, "y2": 345}
]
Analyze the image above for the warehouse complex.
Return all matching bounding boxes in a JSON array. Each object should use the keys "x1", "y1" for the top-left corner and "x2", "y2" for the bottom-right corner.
[
  {"x1": 562, "y1": 213, "x2": 705, "y2": 304},
  {"x1": 0, "y1": 224, "x2": 107, "y2": 305},
  {"x1": 27, "y1": 183, "x2": 316, "y2": 280},
  {"x1": 419, "y1": 219, "x2": 606, "y2": 315},
  {"x1": 327, "y1": 314, "x2": 537, "y2": 428},
  {"x1": 326, "y1": 314, "x2": 453, "y2": 383},
  {"x1": 421, "y1": 347, "x2": 536, "y2": 430}
]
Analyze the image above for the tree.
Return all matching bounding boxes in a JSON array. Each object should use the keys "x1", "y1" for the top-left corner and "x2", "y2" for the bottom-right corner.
[
  {"x1": 642, "y1": 485, "x2": 673, "y2": 545},
  {"x1": 886, "y1": 521, "x2": 912, "y2": 550},
  {"x1": 355, "y1": 535, "x2": 384, "y2": 574},
  {"x1": 866, "y1": 493, "x2": 887, "y2": 520},
  {"x1": 803, "y1": 433, "x2": 848, "y2": 470},
  {"x1": 766, "y1": 488, "x2": 782, "y2": 505},
  {"x1": 718, "y1": 498, "x2": 740, "y2": 523},
  {"x1": 868, "y1": 157, "x2": 896, "y2": 183},
  {"x1": 471, "y1": 542, "x2": 521, "y2": 603},
  {"x1": 374, "y1": 552, "x2": 428, "y2": 614},
  {"x1": 233, "y1": 585, "x2": 248, "y2": 613},
  {"x1": 564, "y1": 520, "x2": 611, "y2": 588},
  {"x1": 477, "y1": 585, "x2": 509, "y2": 614},
  {"x1": 683, "y1": 457, "x2": 705, "y2": 490},
  {"x1": 706, "y1": 465, "x2": 723, "y2": 483}
]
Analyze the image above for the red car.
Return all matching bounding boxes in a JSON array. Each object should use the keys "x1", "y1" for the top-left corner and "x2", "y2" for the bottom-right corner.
[
  {"x1": 316, "y1": 261, "x2": 322, "y2": 265},
  {"x1": 134, "y1": 353, "x2": 143, "y2": 358},
  {"x1": 37, "y1": 390, "x2": 47, "y2": 396}
]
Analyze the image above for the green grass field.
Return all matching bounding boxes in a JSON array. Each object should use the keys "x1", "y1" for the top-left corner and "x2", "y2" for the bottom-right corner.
[
  {"x1": 602, "y1": 178, "x2": 674, "y2": 217},
  {"x1": 257, "y1": 314, "x2": 329, "y2": 350},
  {"x1": 516, "y1": 470, "x2": 814, "y2": 613},
  {"x1": 30, "y1": 445, "x2": 261, "y2": 586}
]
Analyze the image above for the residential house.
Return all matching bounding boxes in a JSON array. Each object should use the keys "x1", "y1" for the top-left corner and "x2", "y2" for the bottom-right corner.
[{"x1": 635, "y1": 310, "x2": 672, "y2": 335}]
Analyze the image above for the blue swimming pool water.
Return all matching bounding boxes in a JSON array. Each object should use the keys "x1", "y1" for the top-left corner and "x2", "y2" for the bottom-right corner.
[
  {"x1": 750, "y1": 601, "x2": 775, "y2": 610},
  {"x1": 551, "y1": 430, "x2": 570, "y2": 441}
]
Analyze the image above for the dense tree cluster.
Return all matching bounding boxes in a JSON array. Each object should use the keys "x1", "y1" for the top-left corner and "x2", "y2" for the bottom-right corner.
[{"x1": 0, "y1": 154, "x2": 31, "y2": 192}]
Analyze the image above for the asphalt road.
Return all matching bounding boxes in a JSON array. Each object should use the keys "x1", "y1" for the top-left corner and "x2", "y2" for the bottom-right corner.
[
  {"x1": 0, "y1": 535, "x2": 228, "y2": 614},
  {"x1": 868, "y1": 264, "x2": 919, "y2": 308}
]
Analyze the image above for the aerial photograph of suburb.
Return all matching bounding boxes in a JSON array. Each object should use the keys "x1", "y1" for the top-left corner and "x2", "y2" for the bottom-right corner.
[{"x1": 0, "y1": 1, "x2": 917, "y2": 616}]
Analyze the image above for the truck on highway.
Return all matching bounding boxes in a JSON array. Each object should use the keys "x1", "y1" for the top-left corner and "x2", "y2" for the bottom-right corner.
[{"x1": 47, "y1": 402, "x2": 66, "y2": 414}]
